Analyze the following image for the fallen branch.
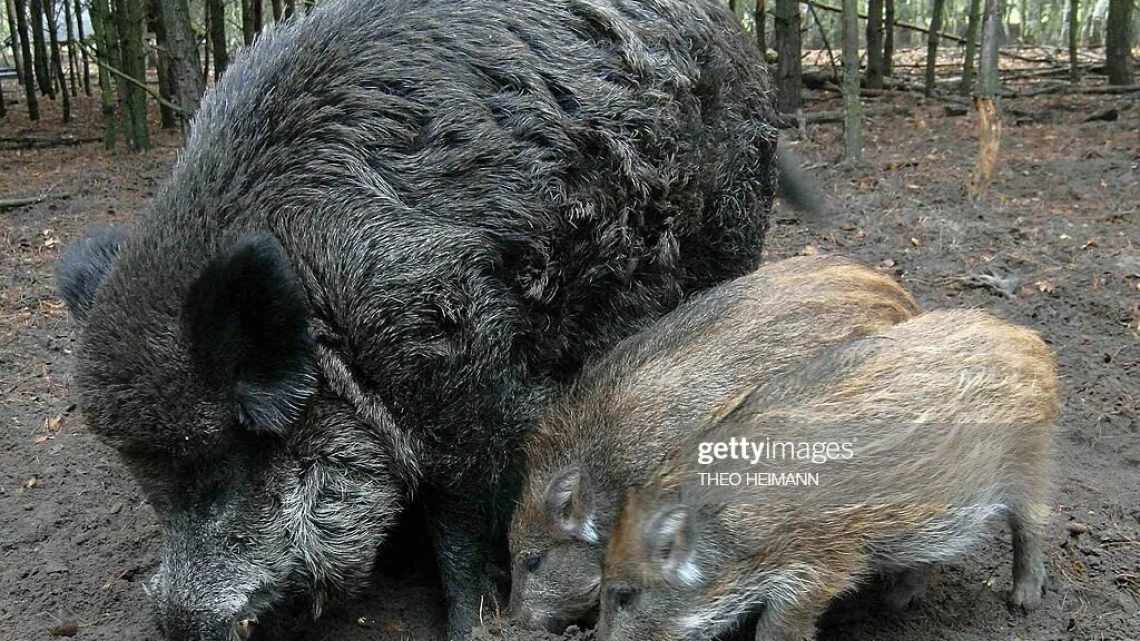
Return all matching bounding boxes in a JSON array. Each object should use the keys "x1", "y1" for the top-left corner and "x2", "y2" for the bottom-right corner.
[
  {"x1": 777, "y1": 104, "x2": 907, "y2": 127},
  {"x1": 0, "y1": 196, "x2": 46, "y2": 210},
  {"x1": 0, "y1": 136, "x2": 102, "y2": 149},
  {"x1": 75, "y1": 41, "x2": 189, "y2": 116}
]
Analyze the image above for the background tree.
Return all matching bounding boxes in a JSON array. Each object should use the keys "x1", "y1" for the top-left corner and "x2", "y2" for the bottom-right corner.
[
  {"x1": 241, "y1": 0, "x2": 252, "y2": 44},
  {"x1": 29, "y1": 0, "x2": 51, "y2": 96},
  {"x1": 13, "y1": 0, "x2": 39, "y2": 119},
  {"x1": 112, "y1": 0, "x2": 148, "y2": 149},
  {"x1": 842, "y1": 0, "x2": 862, "y2": 161},
  {"x1": 45, "y1": 0, "x2": 70, "y2": 120},
  {"x1": 1069, "y1": 0, "x2": 1079, "y2": 84},
  {"x1": 971, "y1": 0, "x2": 1001, "y2": 198},
  {"x1": 208, "y1": 0, "x2": 227, "y2": 78},
  {"x1": 88, "y1": 0, "x2": 118, "y2": 147},
  {"x1": 883, "y1": 0, "x2": 894, "y2": 76},
  {"x1": 754, "y1": 0, "x2": 766, "y2": 53},
  {"x1": 63, "y1": 0, "x2": 79, "y2": 96},
  {"x1": 866, "y1": 0, "x2": 885, "y2": 89},
  {"x1": 1105, "y1": 0, "x2": 1134, "y2": 86},
  {"x1": 773, "y1": 0, "x2": 801, "y2": 113},
  {"x1": 74, "y1": 0, "x2": 90, "y2": 95},
  {"x1": 148, "y1": 0, "x2": 177, "y2": 128},
  {"x1": 924, "y1": 0, "x2": 947, "y2": 96},
  {"x1": 6, "y1": 0, "x2": 24, "y2": 80},
  {"x1": 159, "y1": 0, "x2": 204, "y2": 124},
  {"x1": 961, "y1": 0, "x2": 982, "y2": 94}
]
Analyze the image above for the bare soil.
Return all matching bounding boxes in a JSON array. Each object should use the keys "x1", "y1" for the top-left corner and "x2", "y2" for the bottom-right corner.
[{"x1": 2, "y1": 78, "x2": 1137, "y2": 641}]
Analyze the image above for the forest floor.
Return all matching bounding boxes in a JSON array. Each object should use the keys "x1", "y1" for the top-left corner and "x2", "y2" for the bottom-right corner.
[{"x1": 1, "y1": 68, "x2": 1138, "y2": 641}]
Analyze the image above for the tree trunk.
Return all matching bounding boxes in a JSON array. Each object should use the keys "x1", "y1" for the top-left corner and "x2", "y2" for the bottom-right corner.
[
  {"x1": 6, "y1": 0, "x2": 24, "y2": 83},
  {"x1": 884, "y1": 0, "x2": 895, "y2": 75},
  {"x1": 924, "y1": 0, "x2": 947, "y2": 97},
  {"x1": 29, "y1": 0, "x2": 52, "y2": 96},
  {"x1": 208, "y1": 0, "x2": 227, "y2": 77},
  {"x1": 201, "y1": 1, "x2": 210, "y2": 83},
  {"x1": 45, "y1": 0, "x2": 70, "y2": 120},
  {"x1": 13, "y1": 0, "x2": 39, "y2": 118},
  {"x1": 1105, "y1": 0, "x2": 1134, "y2": 85},
  {"x1": 88, "y1": 0, "x2": 118, "y2": 147},
  {"x1": 773, "y1": 0, "x2": 801, "y2": 113},
  {"x1": 241, "y1": 0, "x2": 253, "y2": 44},
  {"x1": 961, "y1": 0, "x2": 982, "y2": 94},
  {"x1": 63, "y1": 0, "x2": 79, "y2": 96},
  {"x1": 113, "y1": 0, "x2": 149, "y2": 150},
  {"x1": 159, "y1": 0, "x2": 204, "y2": 125},
  {"x1": 283, "y1": 0, "x2": 294, "y2": 19},
  {"x1": 866, "y1": 0, "x2": 884, "y2": 89},
  {"x1": 269, "y1": 0, "x2": 281, "y2": 22},
  {"x1": 1068, "y1": 0, "x2": 1080, "y2": 83},
  {"x1": 754, "y1": 0, "x2": 766, "y2": 53},
  {"x1": 841, "y1": 0, "x2": 862, "y2": 161},
  {"x1": 303, "y1": 0, "x2": 313, "y2": 15},
  {"x1": 74, "y1": 0, "x2": 90, "y2": 95},
  {"x1": 251, "y1": 0, "x2": 262, "y2": 35},
  {"x1": 149, "y1": 0, "x2": 177, "y2": 128},
  {"x1": 970, "y1": 0, "x2": 1002, "y2": 198}
]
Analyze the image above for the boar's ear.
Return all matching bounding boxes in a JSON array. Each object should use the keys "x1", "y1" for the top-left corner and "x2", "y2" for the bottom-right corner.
[
  {"x1": 183, "y1": 233, "x2": 316, "y2": 436},
  {"x1": 56, "y1": 226, "x2": 129, "y2": 322},
  {"x1": 647, "y1": 505, "x2": 702, "y2": 588},
  {"x1": 545, "y1": 466, "x2": 599, "y2": 543}
]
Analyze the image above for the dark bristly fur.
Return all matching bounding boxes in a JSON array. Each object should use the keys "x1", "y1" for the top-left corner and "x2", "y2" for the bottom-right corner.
[
  {"x1": 600, "y1": 311, "x2": 1059, "y2": 641},
  {"x1": 508, "y1": 255, "x2": 920, "y2": 632},
  {"x1": 54, "y1": 0, "x2": 778, "y2": 639}
]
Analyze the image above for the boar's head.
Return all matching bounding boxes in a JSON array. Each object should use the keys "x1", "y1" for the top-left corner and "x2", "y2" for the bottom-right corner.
[{"x1": 57, "y1": 228, "x2": 406, "y2": 640}]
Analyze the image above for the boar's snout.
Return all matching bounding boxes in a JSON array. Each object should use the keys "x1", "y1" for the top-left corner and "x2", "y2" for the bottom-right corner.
[{"x1": 145, "y1": 539, "x2": 278, "y2": 641}]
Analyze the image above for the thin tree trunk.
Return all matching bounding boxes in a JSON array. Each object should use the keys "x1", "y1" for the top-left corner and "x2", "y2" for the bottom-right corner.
[
  {"x1": 149, "y1": 0, "x2": 176, "y2": 128},
  {"x1": 250, "y1": 0, "x2": 261, "y2": 34},
  {"x1": 1105, "y1": 0, "x2": 1134, "y2": 85},
  {"x1": 924, "y1": 0, "x2": 947, "y2": 97},
  {"x1": 269, "y1": 0, "x2": 280, "y2": 22},
  {"x1": 201, "y1": 1, "x2": 210, "y2": 84},
  {"x1": 773, "y1": 0, "x2": 801, "y2": 113},
  {"x1": 88, "y1": 0, "x2": 118, "y2": 147},
  {"x1": 113, "y1": 0, "x2": 149, "y2": 150},
  {"x1": 5, "y1": 0, "x2": 24, "y2": 82},
  {"x1": 961, "y1": 0, "x2": 982, "y2": 94},
  {"x1": 64, "y1": 0, "x2": 79, "y2": 96},
  {"x1": 283, "y1": 0, "x2": 294, "y2": 19},
  {"x1": 29, "y1": 0, "x2": 52, "y2": 96},
  {"x1": 74, "y1": 0, "x2": 90, "y2": 95},
  {"x1": 241, "y1": 0, "x2": 253, "y2": 44},
  {"x1": 159, "y1": 0, "x2": 204, "y2": 126},
  {"x1": 754, "y1": 0, "x2": 766, "y2": 53},
  {"x1": 884, "y1": 0, "x2": 895, "y2": 75},
  {"x1": 970, "y1": 0, "x2": 1001, "y2": 198},
  {"x1": 303, "y1": 0, "x2": 313, "y2": 15},
  {"x1": 13, "y1": 0, "x2": 39, "y2": 118},
  {"x1": 208, "y1": 0, "x2": 227, "y2": 77},
  {"x1": 841, "y1": 0, "x2": 862, "y2": 161},
  {"x1": 866, "y1": 0, "x2": 884, "y2": 89},
  {"x1": 1068, "y1": 0, "x2": 1080, "y2": 83},
  {"x1": 45, "y1": 0, "x2": 71, "y2": 120}
]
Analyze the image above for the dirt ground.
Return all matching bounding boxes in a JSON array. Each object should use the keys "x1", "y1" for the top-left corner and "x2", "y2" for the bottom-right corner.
[{"x1": 2, "y1": 75, "x2": 1138, "y2": 641}]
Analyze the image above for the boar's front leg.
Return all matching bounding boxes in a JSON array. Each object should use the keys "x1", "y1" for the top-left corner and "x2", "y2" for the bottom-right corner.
[{"x1": 428, "y1": 497, "x2": 501, "y2": 640}]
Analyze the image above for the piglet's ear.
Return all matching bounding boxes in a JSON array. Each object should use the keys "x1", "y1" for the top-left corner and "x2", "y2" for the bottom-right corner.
[
  {"x1": 183, "y1": 233, "x2": 316, "y2": 436},
  {"x1": 647, "y1": 505, "x2": 702, "y2": 588},
  {"x1": 545, "y1": 466, "x2": 599, "y2": 543}
]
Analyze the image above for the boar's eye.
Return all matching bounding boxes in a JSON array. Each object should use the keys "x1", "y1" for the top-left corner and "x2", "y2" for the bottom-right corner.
[
  {"x1": 607, "y1": 585, "x2": 638, "y2": 611},
  {"x1": 525, "y1": 552, "x2": 544, "y2": 573}
]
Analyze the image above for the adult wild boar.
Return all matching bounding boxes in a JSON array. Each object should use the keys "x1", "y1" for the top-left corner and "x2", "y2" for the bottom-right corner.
[{"x1": 55, "y1": 0, "x2": 778, "y2": 639}]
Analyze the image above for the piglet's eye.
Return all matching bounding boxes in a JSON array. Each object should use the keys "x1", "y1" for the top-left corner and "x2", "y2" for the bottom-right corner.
[
  {"x1": 526, "y1": 553, "x2": 543, "y2": 573},
  {"x1": 607, "y1": 585, "x2": 637, "y2": 611}
]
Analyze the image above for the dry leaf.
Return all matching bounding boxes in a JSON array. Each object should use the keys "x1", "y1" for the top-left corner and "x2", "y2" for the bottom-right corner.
[
  {"x1": 33, "y1": 435, "x2": 53, "y2": 445},
  {"x1": 800, "y1": 245, "x2": 819, "y2": 256},
  {"x1": 24, "y1": 478, "x2": 39, "y2": 489},
  {"x1": 44, "y1": 415, "x2": 63, "y2": 433},
  {"x1": 48, "y1": 623, "x2": 79, "y2": 638},
  {"x1": 910, "y1": 237, "x2": 921, "y2": 247},
  {"x1": 1035, "y1": 280, "x2": 1057, "y2": 294}
]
